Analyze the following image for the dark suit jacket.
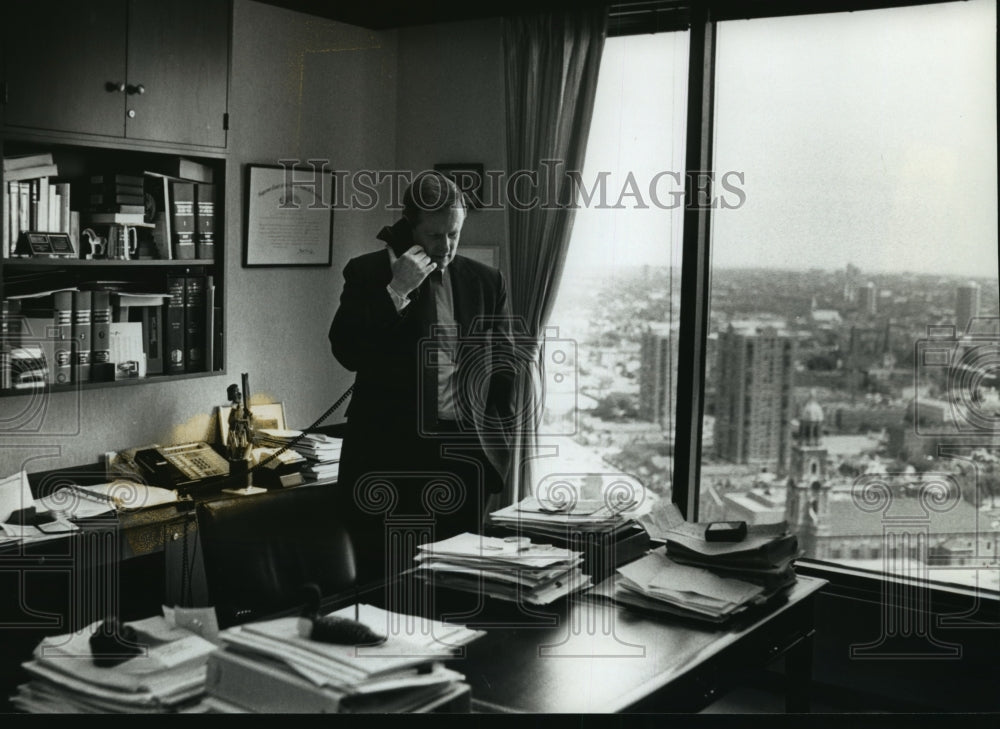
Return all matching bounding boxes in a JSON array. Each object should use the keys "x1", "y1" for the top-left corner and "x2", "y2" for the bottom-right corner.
[{"x1": 328, "y1": 233, "x2": 516, "y2": 492}]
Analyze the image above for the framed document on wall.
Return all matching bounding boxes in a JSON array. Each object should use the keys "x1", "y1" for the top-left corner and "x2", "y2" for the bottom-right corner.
[{"x1": 244, "y1": 164, "x2": 334, "y2": 267}]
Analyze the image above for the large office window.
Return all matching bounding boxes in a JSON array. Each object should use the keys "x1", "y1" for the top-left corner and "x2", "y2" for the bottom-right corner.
[
  {"x1": 702, "y1": 0, "x2": 998, "y2": 590},
  {"x1": 539, "y1": 31, "x2": 689, "y2": 506},
  {"x1": 543, "y1": 0, "x2": 998, "y2": 592}
]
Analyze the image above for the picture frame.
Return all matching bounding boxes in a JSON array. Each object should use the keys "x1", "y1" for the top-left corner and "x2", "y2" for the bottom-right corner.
[
  {"x1": 434, "y1": 163, "x2": 485, "y2": 209},
  {"x1": 217, "y1": 402, "x2": 288, "y2": 447},
  {"x1": 244, "y1": 164, "x2": 334, "y2": 267}
]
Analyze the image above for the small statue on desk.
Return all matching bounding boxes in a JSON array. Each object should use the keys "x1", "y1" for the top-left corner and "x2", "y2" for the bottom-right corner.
[
  {"x1": 226, "y1": 382, "x2": 254, "y2": 462},
  {"x1": 222, "y1": 378, "x2": 266, "y2": 496}
]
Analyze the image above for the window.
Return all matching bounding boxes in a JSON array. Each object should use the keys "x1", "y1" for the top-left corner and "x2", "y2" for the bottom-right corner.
[
  {"x1": 544, "y1": 0, "x2": 997, "y2": 593},
  {"x1": 701, "y1": 0, "x2": 997, "y2": 591},
  {"x1": 540, "y1": 31, "x2": 689, "y2": 507}
]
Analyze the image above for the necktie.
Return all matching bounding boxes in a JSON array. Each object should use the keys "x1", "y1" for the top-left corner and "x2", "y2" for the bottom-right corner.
[{"x1": 420, "y1": 272, "x2": 441, "y2": 429}]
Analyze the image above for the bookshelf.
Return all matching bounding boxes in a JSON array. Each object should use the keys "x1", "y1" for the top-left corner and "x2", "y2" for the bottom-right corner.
[{"x1": 1, "y1": 137, "x2": 228, "y2": 398}]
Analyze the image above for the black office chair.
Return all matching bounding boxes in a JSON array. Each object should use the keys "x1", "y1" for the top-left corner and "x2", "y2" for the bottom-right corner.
[{"x1": 196, "y1": 486, "x2": 357, "y2": 629}]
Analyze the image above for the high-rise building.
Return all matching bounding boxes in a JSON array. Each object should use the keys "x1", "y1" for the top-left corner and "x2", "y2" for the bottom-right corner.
[
  {"x1": 843, "y1": 263, "x2": 861, "y2": 303},
  {"x1": 713, "y1": 325, "x2": 795, "y2": 473},
  {"x1": 857, "y1": 281, "x2": 877, "y2": 316},
  {"x1": 956, "y1": 281, "x2": 980, "y2": 333},
  {"x1": 638, "y1": 324, "x2": 677, "y2": 429}
]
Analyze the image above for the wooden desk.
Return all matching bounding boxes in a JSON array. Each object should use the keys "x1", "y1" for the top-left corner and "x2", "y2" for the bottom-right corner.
[{"x1": 367, "y1": 574, "x2": 826, "y2": 713}]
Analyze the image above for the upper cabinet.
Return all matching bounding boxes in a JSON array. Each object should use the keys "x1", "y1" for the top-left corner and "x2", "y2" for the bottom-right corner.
[{"x1": 2, "y1": 0, "x2": 230, "y2": 149}]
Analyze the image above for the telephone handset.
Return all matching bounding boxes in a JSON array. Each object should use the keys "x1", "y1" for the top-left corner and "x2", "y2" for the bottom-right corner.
[
  {"x1": 384, "y1": 218, "x2": 416, "y2": 258},
  {"x1": 134, "y1": 442, "x2": 230, "y2": 491}
]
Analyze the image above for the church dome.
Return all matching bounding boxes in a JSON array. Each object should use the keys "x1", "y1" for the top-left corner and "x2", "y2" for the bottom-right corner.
[{"x1": 801, "y1": 396, "x2": 824, "y2": 423}]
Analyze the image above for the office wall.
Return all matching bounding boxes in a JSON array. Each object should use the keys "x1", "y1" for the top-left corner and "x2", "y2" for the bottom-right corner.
[
  {"x1": 0, "y1": 0, "x2": 398, "y2": 476},
  {"x1": 395, "y1": 19, "x2": 509, "y2": 277}
]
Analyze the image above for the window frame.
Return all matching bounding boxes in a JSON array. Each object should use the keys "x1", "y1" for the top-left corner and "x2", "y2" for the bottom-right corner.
[{"x1": 607, "y1": 0, "x2": 999, "y2": 599}]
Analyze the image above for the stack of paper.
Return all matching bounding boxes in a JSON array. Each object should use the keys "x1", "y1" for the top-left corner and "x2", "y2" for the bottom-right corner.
[
  {"x1": 205, "y1": 604, "x2": 480, "y2": 713},
  {"x1": 488, "y1": 494, "x2": 641, "y2": 539},
  {"x1": 255, "y1": 429, "x2": 341, "y2": 480},
  {"x1": 414, "y1": 532, "x2": 592, "y2": 605},
  {"x1": 11, "y1": 615, "x2": 217, "y2": 713},
  {"x1": 638, "y1": 500, "x2": 801, "y2": 591},
  {"x1": 608, "y1": 548, "x2": 768, "y2": 623},
  {"x1": 662, "y1": 519, "x2": 801, "y2": 591}
]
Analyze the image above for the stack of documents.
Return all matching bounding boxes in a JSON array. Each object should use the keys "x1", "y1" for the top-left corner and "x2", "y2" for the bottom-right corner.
[
  {"x1": 639, "y1": 500, "x2": 801, "y2": 591},
  {"x1": 12, "y1": 614, "x2": 217, "y2": 713},
  {"x1": 488, "y1": 494, "x2": 641, "y2": 539},
  {"x1": 607, "y1": 548, "x2": 769, "y2": 623},
  {"x1": 414, "y1": 532, "x2": 592, "y2": 605},
  {"x1": 205, "y1": 604, "x2": 480, "y2": 713},
  {"x1": 662, "y1": 520, "x2": 801, "y2": 592},
  {"x1": 255, "y1": 429, "x2": 341, "y2": 480}
]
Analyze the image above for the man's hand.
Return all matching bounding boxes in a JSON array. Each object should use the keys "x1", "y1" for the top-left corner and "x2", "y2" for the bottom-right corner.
[{"x1": 389, "y1": 245, "x2": 437, "y2": 297}]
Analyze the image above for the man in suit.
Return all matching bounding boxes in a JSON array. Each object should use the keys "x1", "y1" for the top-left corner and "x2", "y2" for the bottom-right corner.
[{"x1": 329, "y1": 171, "x2": 516, "y2": 583}]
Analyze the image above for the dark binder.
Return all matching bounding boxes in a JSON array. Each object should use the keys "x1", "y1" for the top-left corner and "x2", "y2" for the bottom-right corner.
[
  {"x1": 170, "y1": 181, "x2": 196, "y2": 260},
  {"x1": 205, "y1": 276, "x2": 216, "y2": 373},
  {"x1": 140, "y1": 304, "x2": 165, "y2": 375},
  {"x1": 71, "y1": 290, "x2": 92, "y2": 383},
  {"x1": 194, "y1": 183, "x2": 216, "y2": 261},
  {"x1": 47, "y1": 291, "x2": 74, "y2": 385},
  {"x1": 183, "y1": 274, "x2": 207, "y2": 372},
  {"x1": 165, "y1": 275, "x2": 186, "y2": 374},
  {"x1": 212, "y1": 305, "x2": 223, "y2": 372},
  {"x1": 91, "y1": 290, "x2": 112, "y2": 375}
]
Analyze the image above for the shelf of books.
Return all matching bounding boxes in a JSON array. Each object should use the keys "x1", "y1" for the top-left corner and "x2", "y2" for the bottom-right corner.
[{"x1": 1, "y1": 140, "x2": 226, "y2": 395}]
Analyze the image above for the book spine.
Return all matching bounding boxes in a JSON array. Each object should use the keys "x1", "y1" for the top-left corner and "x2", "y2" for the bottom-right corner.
[
  {"x1": 3, "y1": 163, "x2": 60, "y2": 182},
  {"x1": 165, "y1": 276, "x2": 186, "y2": 374},
  {"x1": 57, "y1": 182, "x2": 71, "y2": 233},
  {"x1": 69, "y1": 211, "x2": 81, "y2": 255},
  {"x1": 143, "y1": 304, "x2": 165, "y2": 375},
  {"x1": 90, "y1": 174, "x2": 145, "y2": 188},
  {"x1": 30, "y1": 179, "x2": 40, "y2": 230},
  {"x1": 3, "y1": 152, "x2": 54, "y2": 172},
  {"x1": 205, "y1": 276, "x2": 215, "y2": 373},
  {"x1": 213, "y1": 305, "x2": 223, "y2": 372},
  {"x1": 1, "y1": 300, "x2": 22, "y2": 390},
  {"x1": 18, "y1": 183, "x2": 30, "y2": 241},
  {"x1": 71, "y1": 290, "x2": 92, "y2": 382},
  {"x1": 48, "y1": 183, "x2": 59, "y2": 231},
  {"x1": 170, "y1": 182, "x2": 196, "y2": 260},
  {"x1": 3, "y1": 182, "x2": 11, "y2": 256},
  {"x1": 38, "y1": 177, "x2": 50, "y2": 232},
  {"x1": 194, "y1": 183, "x2": 216, "y2": 261},
  {"x1": 91, "y1": 291, "x2": 112, "y2": 373},
  {"x1": 51, "y1": 291, "x2": 73, "y2": 385},
  {"x1": 184, "y1": 275, "x2": 207, "y2": 372}
]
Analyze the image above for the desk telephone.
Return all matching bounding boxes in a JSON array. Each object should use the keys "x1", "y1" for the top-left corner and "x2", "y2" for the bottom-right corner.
[
  {"x1": 127, "y1": 376, "x2": 354, "y2": 493},
  {"x1": 134, "y1": 442, "x2": 230, "y2": 490}
]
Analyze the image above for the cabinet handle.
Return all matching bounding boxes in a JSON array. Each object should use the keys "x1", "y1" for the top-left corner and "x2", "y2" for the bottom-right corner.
[
  {"x1": 127, "y1": 83, "x2": 145, "y2": 96},
  {"x1": 106, "y1": 81, "x2": 126, "y2": 93}
]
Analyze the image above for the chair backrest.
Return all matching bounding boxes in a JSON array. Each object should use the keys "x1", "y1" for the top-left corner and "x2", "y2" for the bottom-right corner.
[{"x1": 196, "y1": 485, "x2": 356, "y2": 628}]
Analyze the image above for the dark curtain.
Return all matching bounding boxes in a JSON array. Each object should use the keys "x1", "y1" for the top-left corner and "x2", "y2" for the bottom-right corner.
[{"x1": 497, "y1": 8, "x2": 608, "y2": 507}]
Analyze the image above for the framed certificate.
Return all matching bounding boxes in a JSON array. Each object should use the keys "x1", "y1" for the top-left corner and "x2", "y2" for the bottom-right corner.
[{"x1": 244, "y1": 164, "x2": 334, "y2": 267}]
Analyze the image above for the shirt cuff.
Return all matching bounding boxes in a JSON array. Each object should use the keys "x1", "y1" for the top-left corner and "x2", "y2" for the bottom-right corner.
[{"x1": 386, "y1": 284, "x2": 410, "y2": 312}]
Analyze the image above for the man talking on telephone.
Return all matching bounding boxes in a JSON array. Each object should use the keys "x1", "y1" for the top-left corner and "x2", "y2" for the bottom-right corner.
[{"x1": 328, "y1": 171, "x2": 516, "y2": 583}]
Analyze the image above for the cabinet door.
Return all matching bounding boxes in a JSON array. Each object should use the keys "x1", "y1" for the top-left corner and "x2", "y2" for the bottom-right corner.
[
  {"x1": 2, "y1": 0, "x2": 127, "y2": 137},
  {"x1": 125, "y1": 0, "x2": 230, "y2": 148}
]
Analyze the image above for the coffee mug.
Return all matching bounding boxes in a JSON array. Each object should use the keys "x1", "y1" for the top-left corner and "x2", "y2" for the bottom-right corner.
[{"x1": 106, "y1": 224, "x2": 139, "y2": 261}]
